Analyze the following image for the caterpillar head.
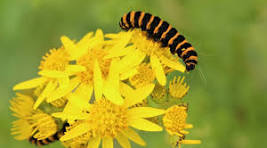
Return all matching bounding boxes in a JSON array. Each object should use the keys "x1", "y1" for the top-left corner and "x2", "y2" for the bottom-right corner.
[{"x1": 186, "y1": 63, "x2": 196, "y2": 71}]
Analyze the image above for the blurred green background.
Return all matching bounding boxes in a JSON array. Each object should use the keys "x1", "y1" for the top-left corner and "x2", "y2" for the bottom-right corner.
[{"x1": 1, "y1": 0, "x2": 267, "y2": 148}]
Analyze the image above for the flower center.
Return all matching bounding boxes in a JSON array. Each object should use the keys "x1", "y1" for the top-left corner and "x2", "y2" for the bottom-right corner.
[
  {"x1": 88, "y1": 99, "x2": 128, "y2": 138},
  {"x1": 129, "y1": 63, "x2": 155, "y2": 88},
  {"x1": 77, "y1": 49, "x2": 111, "y2": 84},
  {"x1": 163, "y1": 105, "x2": 188, "y2": 135},
  {"x1": 130, "y1": 30, "x2": 167, "y2": 56},
  {"x1": 39, "y1": 48, "x2": 70, "y2": 71}
]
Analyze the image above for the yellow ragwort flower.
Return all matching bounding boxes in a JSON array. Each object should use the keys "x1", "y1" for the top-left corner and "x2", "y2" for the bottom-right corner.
[
  {"x1": 169, "y1": 76, "x2": 189, "y2": 99},
  {"x1": 57, "y1": 83, "x2": 165, "y2": 148},
  {"x1": 51, "y1": 29, "x2": 138, "y2": 108},
  {"x1": 59, "y1": 29, "x2": 106, "y2": 106},
  {"x1": 52, "y1": 59, "x2": 126, "y2": 120},
  {"x1": 163, "y1": 105, "x2": 190, "y2": 136},
  {"x1": 11, "y1": 28, "x2": 202, "y2": 148},
  {"x1": 10, "y1": 93, "x2": 35, "y2": 140},
  {"x1": 106, "y1": 30, "x2": 185, "y2": 86},
  {"x1": 73, "y1": 44, "x2": 122, "y2": 105},
  {"x1": 10, "y1": 93, "x2": 58, "y2": 140},
  {"x1": 13, "y1": 29, "x2": 139, "y2": 110},
  {"x1": 13, "y1": 47, "x2": 85, "y2": 109},
  {"x1": 44, "y1": 30, "x2": 101, "y2": 104},
  {"x1": 163, "y1": 105, "x2": 201, "y2": 148}
]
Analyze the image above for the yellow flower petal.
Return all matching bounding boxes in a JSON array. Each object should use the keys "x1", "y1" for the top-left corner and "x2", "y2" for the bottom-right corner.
[
  {"x1": 11, "y1": 119, "x2": 32, "y2": 140},
  {"x1": 60, "y1": 122, "x2": 90, "y2": 141},
  {"x1": 52, "y1": 112, "x2": 89, "y2": 120},
  {"x1": 105, "y1": 31, "x2": 132, "y2": 38},
  {"x1": 116, "y1": 50, "x2": 146, "y2": 73},
  {"x1": 47, "y1": 77, "x2": 80, "y2": 102},
  {"x1": 86, "y1": 35, "x2": 102, "y2": 50},
  {"x1": 124, "y1": 83, "x2": 155, "y2": 107},
  {"x1": 180, "y1": 130, "x2": 189, "y2": 135},
  {"x1": 150, "y1": 55, "x2": 166, "y2": 85},
  {"x1": 82, "y1": 29, "x2": 104, "y2": 51},
  {"x1": 105, "y1": 33, "x2": 133, "y2": 59},
  {"x1": 13, "y1": 77, "x2": 47, "y2": 90},
  {"x1": 77, "y1": 32, "x2": 94, "y2": 46},
  {"x1": 95, "y1": 29, "x2": 104, "y2": 41},
  {"x1": 33, "y1": 81, "x2": 57, "y2": 109},
  {"x1": 57, "y1": 100, "x2": 90, "y2": 121},
  {"x1": 10, "y1": 93, "x2": 34, "y2": 118},
  {"x1": 129, "y1": 118, "x2": 162, "y2": 131},
  {"x1": 72, "y1": 32, "x2": 95, "y2": 60},
  {"x1": 185, "y1": 124, "x2": 193, "y2": 129},
  {"x1": 159, "y1": 55, "x2": 185, "y2": 72},
  {"x1": 104, "y1": 33, "x2": 118, "y2": 39},
  {"x1": 120, "y1": 82, "x2": 135, "y2": 97},
  {"x1": 120, "y1": 67, "x2": 138, "y2": 80},
  {"x1": 58, "y1": 75, "x2": 69, "y2": 90},
  {"x1": 103, "y1": 82, "x2": 123, "y2": 105},
  {"x1": 122, "y1": 128, "x2": 146, "y2": 146},
  {"x1": 180, "y1": 140, "x2": 202, "y2": 144},
  {"x1": 128, "y1": 107, "x2": 165, "y2": 119},
  {"x1": 52, "y1": 112, "x2": 67, "y2": 120},
  {"x1": 105, "y1": 46, "x2": 135, "y2": 59},
  {"x1": 61, "y1": 36, "x2": 76, "y2": 60},
  {"x1": 102, "y1": 137, "x2": 113, "y2": 148},
  {"x1": 105, "y1": 31, "x2": 132, "y2": 39},
  {"x1": 75, "y1": 84, "x2": 93, "y2": 102},
  {"x1": 103, "y1": 60, "x2": 123, "y2": 105},
  {"x1": 169, "y1": 76, "x2": 189, "y2": 99},
  {"x1": 71, "y1": 32, "x2": 94, "y2": 60},
  {"x1": 65, "y1": 65, "x2": 86, "y2": 75},
  {"x1": 93, "y1": 59, "x2": 103, "y2": 100},
  {"x1": 68, "y1": 93, "x2": 90, "y2": 109},
  {"x1": 87, "y1": 136, "x2": 101, "y2": 148},
  {"x1": 116, "y1": 133, "x2": 131, "y2": 148},
  {"x1": 38, "y1": 70, "x2": 66, "y2": 78}
]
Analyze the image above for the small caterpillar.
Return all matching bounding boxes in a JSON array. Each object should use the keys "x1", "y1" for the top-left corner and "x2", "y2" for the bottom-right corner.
[
  {"x1": 29, "y1": 122, "x2": 69, "y2": 146},
  {"x1": 119, "y1": 11, "x2": 198, "y2": 71}
]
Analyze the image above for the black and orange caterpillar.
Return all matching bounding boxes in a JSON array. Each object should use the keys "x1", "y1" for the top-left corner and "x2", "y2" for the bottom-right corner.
[
  {"x1": 119, "y1": 11, "x2": 198, "y2": 71},
  {"x1": 29, "y1": 122, "x2": 69, "y2": 146}
]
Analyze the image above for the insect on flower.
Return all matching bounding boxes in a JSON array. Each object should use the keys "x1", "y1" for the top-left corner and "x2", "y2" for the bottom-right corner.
[{"x1": 119, "y1": 11, "x2": 198, "y2": 71}]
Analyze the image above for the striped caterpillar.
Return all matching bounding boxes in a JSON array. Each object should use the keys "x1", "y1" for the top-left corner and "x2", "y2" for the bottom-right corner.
[
  {"x1": 29, "y1": 122, "x2": 69, "y2": 146},
  {"x1": 119, "y1": 11, "x2": 198, "y2": 71}
]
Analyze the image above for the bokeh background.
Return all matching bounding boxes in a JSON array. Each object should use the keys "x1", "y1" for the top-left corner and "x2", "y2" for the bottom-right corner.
[{"x1": 1, "y1": 0, "x2": 267, "y2": 148}]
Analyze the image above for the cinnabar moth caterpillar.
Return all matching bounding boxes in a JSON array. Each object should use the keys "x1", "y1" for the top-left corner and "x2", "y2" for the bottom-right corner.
[
  {"x1": 29, "y1": 122, "x2": 69, "y2": 146},
  {"x1": 119, "y1": 11, "x2": 198, "y2": 71}
]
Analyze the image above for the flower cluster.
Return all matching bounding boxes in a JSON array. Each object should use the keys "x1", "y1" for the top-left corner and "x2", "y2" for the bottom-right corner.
[{"x1": 11, "y1": 29, "x2": 200, "y2": 148}]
